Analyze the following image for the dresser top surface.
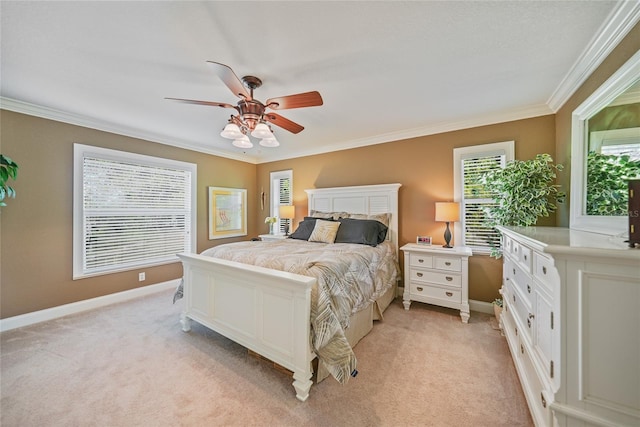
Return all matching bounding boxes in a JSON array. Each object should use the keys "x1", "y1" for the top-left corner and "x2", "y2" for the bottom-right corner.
[{"x1": 497, "y1": 226, "x2": 640, "y2": 261}]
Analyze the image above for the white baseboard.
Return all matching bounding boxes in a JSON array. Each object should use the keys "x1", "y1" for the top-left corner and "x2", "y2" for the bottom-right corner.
[
  {"x1": 470, "y1": 299, "x2": 494, "y2": 314},
  {"x1": 0, "y1": 279, "x2": 180, "y2": 332}
]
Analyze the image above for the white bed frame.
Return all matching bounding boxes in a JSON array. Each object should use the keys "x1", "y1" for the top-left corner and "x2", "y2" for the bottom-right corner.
[{"x1": 177, "y1": 183, "x2": 401, "y2": 401}]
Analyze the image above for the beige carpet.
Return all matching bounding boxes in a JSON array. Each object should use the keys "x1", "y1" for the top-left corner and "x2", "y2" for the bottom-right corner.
[{"x1": 1, "y1": 289, "x2": 533, "y2": 426}]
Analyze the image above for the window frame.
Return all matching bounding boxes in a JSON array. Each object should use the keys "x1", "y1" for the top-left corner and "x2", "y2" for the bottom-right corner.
[
  {"x1": 73, "y1": 144, "x2": 197, "y2": 279},
  {"x1": 453, "y1": 141, "x2": 514, "y2": 254},
  {"x1": 269, "y1": 169, "x2": 293, "y2": 234}
]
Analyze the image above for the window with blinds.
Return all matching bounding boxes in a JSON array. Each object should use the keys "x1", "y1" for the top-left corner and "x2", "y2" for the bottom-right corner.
[
  {"x1": 73, "y1": 144, "x2": 196, "y2": 278},
  {"x1": 270, "y1": 170, "x2": 292, "y2": 233},
  {"x1": 454, "y1": 141, "x2": 514, "y2": 253}
]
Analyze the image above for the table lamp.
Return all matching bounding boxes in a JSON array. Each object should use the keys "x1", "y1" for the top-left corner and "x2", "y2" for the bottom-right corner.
[
  {"x1": 435, "y1": 202, "x2": 459, "y2": 248},
  {"x1": 279, "y1": 205, "x2": 295, "y2": 235}
]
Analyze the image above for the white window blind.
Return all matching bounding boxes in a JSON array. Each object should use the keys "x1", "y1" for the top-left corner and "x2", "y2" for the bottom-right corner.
[
  {"x1": 270, "y1": 170, "x2": 292, "y2": 233},
  {"x1": 461, "y1": 154, "x2": 505, "y2": 250},
  {"x1": 73, "y1": 144, "x2": 196, "y2": 278},
  {"x1": 454, "y1": 141, "x2": 514, "y2": 253}
]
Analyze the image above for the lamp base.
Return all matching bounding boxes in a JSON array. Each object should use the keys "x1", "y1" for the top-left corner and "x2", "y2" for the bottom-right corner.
[{"x1": 443, "y1": 222, "x2": 453, "y2": 248}]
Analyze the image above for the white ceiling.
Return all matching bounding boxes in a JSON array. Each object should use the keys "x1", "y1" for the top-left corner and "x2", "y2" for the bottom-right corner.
[{"x1": 1, "y1": 1, "x2": 637, "y2": 164}]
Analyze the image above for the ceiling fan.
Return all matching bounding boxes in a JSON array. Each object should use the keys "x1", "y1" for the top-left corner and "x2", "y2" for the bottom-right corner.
[{"x1": 166, "y1": 61, "x2": 323, "y2": 148}]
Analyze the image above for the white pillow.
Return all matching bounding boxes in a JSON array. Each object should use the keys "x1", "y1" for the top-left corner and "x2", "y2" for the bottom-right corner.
[{"x1": 308, "y1": 219, "x2": 341, "y2": 243}]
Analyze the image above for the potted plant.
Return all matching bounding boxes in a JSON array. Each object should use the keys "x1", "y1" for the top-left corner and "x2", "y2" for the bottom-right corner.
[
  {"x1": 264, "y1": 216, "x2": 277, "y2": 234},
  {"x1": 481, "y1": 153, "x2": 565, "y2": 257},
  {"x1": 0, "y1": 154, "x2": 19, "y2": 207}
]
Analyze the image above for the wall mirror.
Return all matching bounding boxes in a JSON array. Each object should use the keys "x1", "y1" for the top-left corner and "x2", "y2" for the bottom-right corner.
[{"x1": 570, "y1": 50, "x2": 640, "y2": 236}]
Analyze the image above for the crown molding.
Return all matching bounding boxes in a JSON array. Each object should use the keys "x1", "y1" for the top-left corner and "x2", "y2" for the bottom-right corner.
[
  {"x1": 547, "y1": 0, "x2": 640, "y2": 112},
  {"x1": 0, "y1": 97, "x2": 260, "y2": 164},
  {"x1": 257, "y1": 103, "x2": 553, "y2": 163}
]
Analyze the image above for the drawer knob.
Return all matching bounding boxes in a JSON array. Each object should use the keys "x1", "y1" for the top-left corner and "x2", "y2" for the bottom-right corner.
[
  {"x1": 541, "y1": 393, "x2": 547, "y2": 408},
  {"x1": 418, "y1": 259, "x2": 424, "y2": 263},
  {"x1": 445, "y1": 276, "x2": 453, "y2": 281},
  {"x1": 445, "y1": 261, "x2": 451, "y2": 266},
  {"x1": 524, "y1": 254, "x2": 527, "y2": 261},
  {"x1": 542, "y1": 266, "x2": 547, "y2": 275},
  {"x1": 417, "y1": 286, "x2": 423, "y2": 292},
  {"x1": 520, "y1": 344, "x2": 524, "y2": 354},
  {"x1": 527, "y1": 284, "x2": 531, "y2": 293},
  {"x1": 513, "y1": 268, "x2": 516, "y2": 275},
  {"x1": 446, "y1": 291, "x2": 453, "y2": 297},
  {"x1": 416, "y1": 272, "x2": 423, "y2": 277}
]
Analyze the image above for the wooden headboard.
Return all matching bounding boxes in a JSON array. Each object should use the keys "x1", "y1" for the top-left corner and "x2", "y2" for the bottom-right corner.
[{"x1": 304, "y1": 183, "x2": 401, "y2": 252}]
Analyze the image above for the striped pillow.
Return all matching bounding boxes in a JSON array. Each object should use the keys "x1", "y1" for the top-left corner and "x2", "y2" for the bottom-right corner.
[{"x1": 308, "y1": 219, "x2": 341, "y2": 243}]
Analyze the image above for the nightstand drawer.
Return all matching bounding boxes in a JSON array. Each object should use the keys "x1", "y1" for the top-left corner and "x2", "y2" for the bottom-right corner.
[
  {"x1": 411, "y1": 283, "x2": 462, "y2": 303},
  {"x1": 410, "y1": 254, "x2": 433, "y2": 268},
  {"x1": 434, "y1": 256, "x2": 461, "y2": 272},
  {"x1": 409, "y1": 269, "x2": 461, "y2": 287}
]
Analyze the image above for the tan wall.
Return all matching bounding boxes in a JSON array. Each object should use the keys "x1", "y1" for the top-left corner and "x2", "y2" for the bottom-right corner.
[
  {"x1": 3, "y1": 23, "x2": 637, "y2": 318},
  {"x1": 0, "y1": 111, "x2": 256, "y2": 318},
  {"x1": 257, "y1": 115, "x2": 557, "y2": 302},
  {"x1": 555, "y1": 22, "x2": 640, "y2": 227}
]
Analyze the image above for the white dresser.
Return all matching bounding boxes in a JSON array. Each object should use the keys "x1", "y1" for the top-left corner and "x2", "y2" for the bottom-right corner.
[
  {"x1": 401, "y1": 244, "x2": 472, "y2": 323},
  {"x1": 497, "y1": 226, "x2": 640, "y2": 427}
]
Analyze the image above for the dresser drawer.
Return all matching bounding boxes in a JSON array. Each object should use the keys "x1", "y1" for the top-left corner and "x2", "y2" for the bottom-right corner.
[
  {"x1": 510, "y1": 261, "x2": 534, "y2": 302},
  {"x1": 409, "y1": 269, "x2": 461, "y2": 288},
  {"x1": 510, "y1": 286, "x2": 533, "y2": 340},
  {"x1": 411, "y1": 283, "x2": 462, "y2": 303},
  {"x1": 410, "y1": 253, "x2": 433, "y2": 269},
  {"x1": 512, "y1": 241, "x2": 532, "y2": 272},
  {"x1": 533, "y1": 252, "x2": 557, "y2": 291},
  {"x1": 433, "y1": 256, "x2": 462, "y2": 272}
]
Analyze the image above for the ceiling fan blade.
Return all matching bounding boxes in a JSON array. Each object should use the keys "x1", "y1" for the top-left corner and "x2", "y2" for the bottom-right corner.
[
  {"x1": 264, "y1": 112, "x2": 304, "y2": 134},
  {"x1": 265, "y1": 91, "x2": 323, "y2": 110},
  {"x1": 165, "y1": 97, "x2": 238, "y2": 110},
  {"x1": 206, "y1": 61, "x2": 251, "y2": 100}
]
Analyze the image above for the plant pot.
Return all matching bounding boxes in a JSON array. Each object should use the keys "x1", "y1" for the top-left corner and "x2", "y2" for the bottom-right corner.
[{"x1": 494, "y1": 304, "x2": 503, "y2": 321}]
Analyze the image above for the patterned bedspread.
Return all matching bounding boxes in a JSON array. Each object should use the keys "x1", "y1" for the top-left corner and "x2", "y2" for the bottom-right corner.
[{"x1": 177, "y1": 239, "x2": 399, "y2": 384}]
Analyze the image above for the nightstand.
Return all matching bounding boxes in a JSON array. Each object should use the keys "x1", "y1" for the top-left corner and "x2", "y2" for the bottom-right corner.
[
  {"x1": 400, "y1": 243, "x2": 472, "y2": 323},
  {"x1": 259, "y1": 234, "x2": 289, "y2": 242}
]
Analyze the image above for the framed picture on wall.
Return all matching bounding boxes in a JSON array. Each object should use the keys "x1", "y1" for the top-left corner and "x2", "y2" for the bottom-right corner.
[{"x1": 208, "y1": 187, "x2": 247, "y2": 240}]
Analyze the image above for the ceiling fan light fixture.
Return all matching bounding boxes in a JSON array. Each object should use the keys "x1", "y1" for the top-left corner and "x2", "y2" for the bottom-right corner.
[
  {"x1": 232, "y1": 135, "x2": 253, "y2": 149},
  {"x1": 259, "y1": 137, "x2": 280, "y2": 147},
  {"x1": 220, "y1": 123, "x2": 243, "y2": 139},
  {"x1": 251, "y1": 122, "x2": 272, "y2": 139}
]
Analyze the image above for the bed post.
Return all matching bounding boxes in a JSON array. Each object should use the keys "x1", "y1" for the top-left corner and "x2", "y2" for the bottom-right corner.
[{"x1": 293, "y1": 368, "x2": 314, "y2": 401}]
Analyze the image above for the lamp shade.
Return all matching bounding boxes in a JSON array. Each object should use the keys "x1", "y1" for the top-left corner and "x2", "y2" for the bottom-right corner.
[
  {"x1": 251, "y1": 123, "x2": 273, "y2": 139},
  {"x1": 279, "y1": 205, "x2": 295, "y2": 219},
  {"x1": 259, "y1": 137, "x2": 280, "y2": 147},
  {"x1": 232, "y1": 135, "x2": 253, "y2": 148},
  {"x1": 435, "y1": 202, "x2": 460, "y2": 222},
  {"x1": 220, "y1": 123, "x2": 243, "y2": 139}
]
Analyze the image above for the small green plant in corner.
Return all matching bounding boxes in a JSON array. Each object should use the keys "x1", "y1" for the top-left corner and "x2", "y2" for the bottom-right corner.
[
  {"x1": 481, "y1": 153, "x2": 565, "y2": 257},
  {"x1": 0, "y1": 154, "x2": 19, "y2": 207}
]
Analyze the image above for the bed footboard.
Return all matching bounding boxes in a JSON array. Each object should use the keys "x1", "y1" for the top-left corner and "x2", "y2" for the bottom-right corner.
[{"x1": 177, "y1": 253, "x2": 317, "y2": 401}]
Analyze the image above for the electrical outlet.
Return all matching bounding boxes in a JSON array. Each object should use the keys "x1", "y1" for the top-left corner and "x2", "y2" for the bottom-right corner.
[{"x1": 138, "y1": 272, "x2": 145, "y2": 282}]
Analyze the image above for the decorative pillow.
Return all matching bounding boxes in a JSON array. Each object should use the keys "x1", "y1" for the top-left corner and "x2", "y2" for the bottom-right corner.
[
  {"x1": 344, "y1": 212, "x2": 391, "y2": 228},
  {"x1": 309, "y1": 210, "x2": 349, "y2": 220},
  {"x1": 334, "y1": 218, "x2": 388, "y2": 246},
  {"x1": 308, "y1": 219, "x2": 341, "y2": 243},
  {"x1": 289, "y1": 219, "x2": 317, "y2": 240}
]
